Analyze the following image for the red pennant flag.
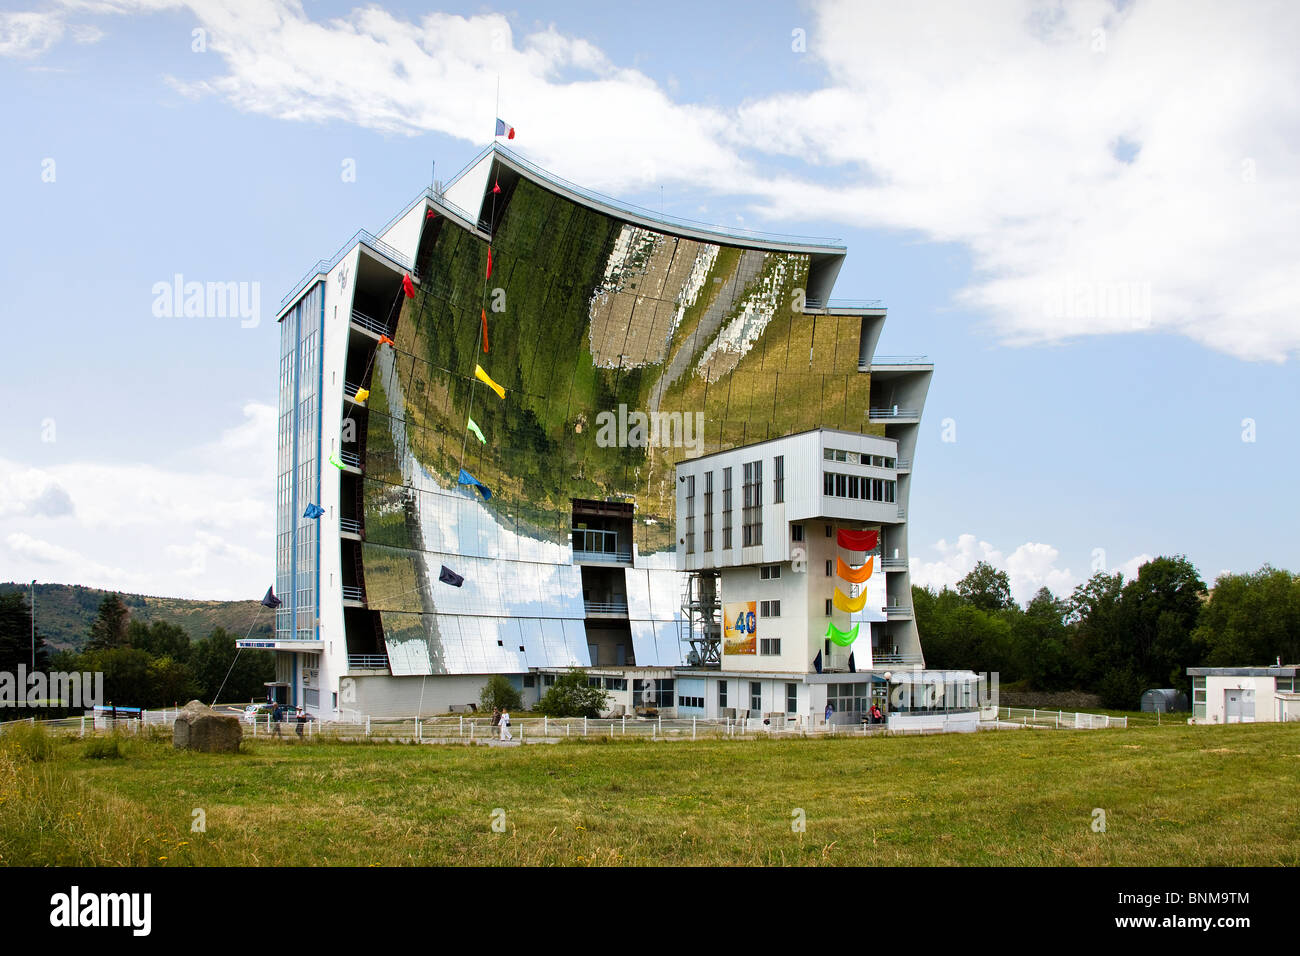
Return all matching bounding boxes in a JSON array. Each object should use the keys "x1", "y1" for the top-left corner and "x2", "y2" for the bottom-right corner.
[
  {"x1": 425, "y1": 208, "x2": 437, "y2": 220},
  {"x1": 486, "y1": 247, "x2": 493, "y2": 280},
  {"x1": 480, "y1": 308, "x2": 489, "y2": 353},
  {"x1": 378, "y1": 335, "x2": 395, "y2": 346},
  {"x1": 492, "y1": 179, "x2": 501, "y2": 195},
  {"x1": 402, "y1": 274, "x2": 415, "y2": 298}
]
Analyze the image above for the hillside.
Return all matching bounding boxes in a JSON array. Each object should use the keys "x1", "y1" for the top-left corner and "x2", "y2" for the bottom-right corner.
[{"x1": 0, "y1": 582, "x2": 275, "y2": 652}]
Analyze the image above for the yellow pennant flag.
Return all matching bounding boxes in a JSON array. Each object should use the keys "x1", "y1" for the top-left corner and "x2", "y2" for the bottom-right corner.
[
  {"x1": 832, "y1": 586, "x2": 868, "y2": 614},
  {"x1": 474, "y1": 364, "x2": 505, "y2": 399},
  {"x1": 354, "y1": 388, "x2": 370, "y2": 403}
]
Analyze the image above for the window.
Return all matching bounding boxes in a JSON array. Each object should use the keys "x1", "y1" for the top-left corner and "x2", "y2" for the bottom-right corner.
[
  {"x1": 760, "y1": 638, "x2": 782, "y2": 655},
  {"x1": 760, "y1": 600, "x2": 781, "y2": 617},
  {"x1": 848, "y1": 475, "x2": 860, "y2": 499},
  {"x1": 826, "y1": 559, "x2": 833, "y2": 576},
  {"x1": 606, "y1": 677, "x2": 627, "y2": 691},
  {"x1": 824, "y1": 448, "x2": 834, "y2": 461},
  {"x1": 760, "y1": 564, "x2": 781, "y2": 580},
  {"x1": 826, "y1": 524, "x2": 833, "y2": 537},
  {"x1": 786, "y1": 683, "x2": 798, "y2": 713},
  {"x1": 823, "y1": 472, "x2": 833, "y2": 495},
  {"x1": 1192, "y1": 675, "x2": 1206, "y2": 719},
  {"x1": 722, "y1": 467, "x2": 733, "y2": 549},
  {"x1": 684, "y1": 474, "x2": 695, "y2": 554},
  {"x1": 742, "y1": 460, "x2": 763, "y2": 546},
  {"x1": 543, "y1": 674, "x2": 556, "y2": 687},
  {"x1": 825, "y1": 598, "x2": 833, "y2": 615},
  {"x1": 703, "y1": 471, "x2": 714, "y2": 551},
  {"x1": 750, "y1": 681, "x2": 762, "y2": 713},
  {"x1": 523, "y1": 675, "x2": 535, "y2": 688},
  {"x1": 826, "y1": 682, "x2": 868, "y2": 714},
  {"x1": 773, "y1": 455, "x2": 784, "y2": 503},
  {"x1": 633, "y1": 678, "x2": 674, "y2": 709},
  {"x1": 677, "y1": 695, "x2": 705, "y2": 709},
  {"x1": 791, "y1": 524, "x2": 804, "y2": 542},
  {"x1": 835, "y1": 473, "x2": 847, "y2": 497},
  {"x1": 718, "y1": 680, "x2": 728, "y2": 710},
  {"x1": 588, "y1": 676, "x2": 603, "y2": 688},
  {"x1": 835, "y1": 449, "x2": 848, "y2": 462}
]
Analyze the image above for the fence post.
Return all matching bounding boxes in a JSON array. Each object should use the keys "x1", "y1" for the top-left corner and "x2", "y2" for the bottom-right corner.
[
  {"x1": 692, "y1": 717, "x2": 696, "y2": 740},
  {"x1": 544, "y1": 715, "x2": 548, "y2": 737},
  {"x1": 416, "y1": 718, "x2": 421, "y2": 741},
  {"x1": 622, "y1": 715, "x2": 626, "y2": 736},
  {"x1": 567, "y1": 722, "x2": 570, "y2": 737},
  {"x1": 584, "y1": 716, "x2": 588, "y2": 737},
  {"x1": 658, "y1": 714, "x2": 662, "y2": 736},
  {"x1": 80, "y1": 715, "x2": 85, "y2": 737},
  {"x1": 365, "y1": 716, "x2": 371, "y2": 736},
  {"x1": 459, "y1": 716, "x2": 463, "y2": 737}
]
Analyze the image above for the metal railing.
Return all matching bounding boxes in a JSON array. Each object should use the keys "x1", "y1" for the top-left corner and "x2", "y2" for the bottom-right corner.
[
  {"x1": 340, "y1": 517, "x2": 361, "y2": 535},
  {"x1": 347, "y1": 654, "x2": 388, "y2": 670},
  {"x1": 349, "y1": 310, "x2": 392, "y2": 338},
  {"x1": 880, "y1": 557, "x2": 907, "y2": 570},
  {"x1": 344, "y1": 381, "x2": 366, "y2": 401},
  {"x1": 573, "y1": 548, "x2": 633, "y2": 564},
  {"x1": 885, "y1": 605, "x2": 913, "y2": 619},
  {"x1": 584, "y1": 600, "x2": 629, "y2": 614},
  {"x1": 339, "y1": 450, "x2": 361, "y2": 468},
  {"x1": 869, "y1": 407, "x2": 922, "y2": 419},
  {"x1": 805, "y1": 298, "x2": 886, "y2": 311},
  {"x1": 896, "y1": 507, "x2": 906, "y2": 518},
  {"x1": 871, "y1": 354, "x2": 929, "y2": 364},
  {"x1": 871, "y1": 651, "x2": 924, "y2": 665},
  {"x1": 279, "y1": 231, "x2": 413, "y2": 311},
  {"x1": 341, "y1": 585, "x2": 366, "y2": 603},
  {"x1": 895, "y1": 457, "x2": 912, "y2": 471}
]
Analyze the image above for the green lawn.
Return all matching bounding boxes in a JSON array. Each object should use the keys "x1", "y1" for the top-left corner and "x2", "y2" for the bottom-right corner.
[{"x1": 2, "y1": 722, "x2": 1298, "y2": 866}]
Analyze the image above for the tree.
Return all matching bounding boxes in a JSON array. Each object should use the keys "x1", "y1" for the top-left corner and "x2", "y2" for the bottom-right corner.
[
  {"x1": 956, "y1": 561, "x2": 1013, "y2": 612},
  {"x1": 536, "y1": 669, "x2": 610, "y2": 718},
  {"x1": 480, "y1": 674, "x2": 523, "y2": 712},
  {"x1": 1113, "y1": 555, "x2": 1206, "y2": 691},
  {"x1": 190, "y1": 627, "x2": 275, "y2": 704},
  {"x1": 86, "y1": 594, "x2": 131, "y2": 651},
  {"x1": 1010, "y1": 587, "x2": 1074, "y2": 690},
  {"x1": 129, "y1": 620, "x2": 191, "y2": 661},
  {"x1": 0, "y1": 591, "x2": 49, "y2": 672},
  {"x1": 1194, "y1": 565, "x2": 1300, "y2": 666}
]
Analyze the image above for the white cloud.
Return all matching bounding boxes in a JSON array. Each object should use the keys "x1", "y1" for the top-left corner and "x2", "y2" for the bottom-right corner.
[
  {"x1": 910, "y1": 532, "x2": 1150, "y2": 604},
  {"x1": 0, "y1": 11, "x2": 66, "y2": 57},
  {"x1": 0, "y1": 403, "x2": 275, "y2": 599}
]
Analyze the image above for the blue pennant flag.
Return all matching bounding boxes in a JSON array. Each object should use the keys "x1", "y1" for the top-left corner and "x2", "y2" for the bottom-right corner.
[
  {"x1": 303, "y1": 503, "x2": 325, "y2": 519},
  {"x1": 848, "y1": 651, "x2": 856, "y2": 673},
  {"x1": 813, "y1": 650, "x2": 823, "y2": 674},
  {"x1": 438, "y1": 565, "x2": 465, "y2": 587},
  {"x1": 456, "y1": 467, "x2": 492, "y2": 500},
  {"x1": 260, "y1": 586, "x2": 282, "y2": 609}
]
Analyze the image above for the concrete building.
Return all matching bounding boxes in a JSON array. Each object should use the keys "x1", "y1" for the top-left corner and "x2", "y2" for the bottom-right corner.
[
  {"x1": 1187, "y1": 666, "x2": 1300, "y2": 724},
  {"x1": 247, "y1": 141, "x2": 980, "y2": 728}
]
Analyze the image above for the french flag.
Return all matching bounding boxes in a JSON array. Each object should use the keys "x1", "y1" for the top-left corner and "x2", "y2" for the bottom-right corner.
[{"x1": 494, "y1": 117, "x2": 515, "y2": 140}]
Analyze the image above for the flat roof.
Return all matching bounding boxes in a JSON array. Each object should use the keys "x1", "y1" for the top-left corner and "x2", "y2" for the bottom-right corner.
[
  {"x1": 1187, "y1": 666, "x2": 1298, "y2": 676},
  {"x1": 676, "y1": 426, "x2": 898, "y2": 468}
]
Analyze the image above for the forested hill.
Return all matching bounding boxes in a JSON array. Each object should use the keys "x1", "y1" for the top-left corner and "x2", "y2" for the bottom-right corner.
[{"x1": 0, "y1": 582, "x2": 274, "y2": 652}]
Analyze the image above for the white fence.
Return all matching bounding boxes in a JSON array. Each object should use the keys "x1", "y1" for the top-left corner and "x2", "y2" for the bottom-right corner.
[{"x1": 982, "y1": 706, "x2": 1127, "y2": 730}]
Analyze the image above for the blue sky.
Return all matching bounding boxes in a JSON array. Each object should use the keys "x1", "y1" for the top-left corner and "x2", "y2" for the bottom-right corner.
[{"x1": 1, "y1": 0, "x2": 1297, "y2": 601}]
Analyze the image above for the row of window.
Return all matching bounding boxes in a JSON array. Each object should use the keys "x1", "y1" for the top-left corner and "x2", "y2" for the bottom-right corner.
[
  {"x1": 716, "y1": 680, "x2": 799, "y2": 713},
  {"x1": 688, "y1": 458, "x2": 775, "y2": 553},
  {"x1": 824, "y1": 448, "x2": 896, "y2": 468},
  {"x1": 823, "y1": 471, "x2": 897, "y2": 503},
  {"x1": 677, "y1": 696, "x2": 705, "y2": 709}
]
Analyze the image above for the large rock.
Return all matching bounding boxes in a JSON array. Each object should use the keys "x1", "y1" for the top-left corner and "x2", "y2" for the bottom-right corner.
[{"x1": 173, "y1": 700, "x2": 242, "y2": 753}]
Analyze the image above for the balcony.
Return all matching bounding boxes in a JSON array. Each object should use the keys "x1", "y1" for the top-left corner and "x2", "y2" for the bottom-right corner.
[
  {"x1": 344, "y1": 381, "x2": 368, "y2": 404},
  {"x1": 584, "y1": 599, "x2": 629, "y2": 616},
  {"x1": 339, "y1": 450, "x2": 361, "y2": 469},
  {"x1": 885, "y1": 605, "x2": 913, "y2": 620},
  {"x1": 342, "y1": 585, "x2": 366, "y2": 606},
  {"x1": 869, "y1": 406, "x2": 922, "y2": 424},
  {"x1": 347, "y1": 654, "x2": 388, "y2": 671},
  {"x1": 340, "y1": 517, "x2": 362, "y2": 539},
  {"x1": 895, "y1": 457, "x2": 912, "y2": 472},
  {"x1": 881, "y1": 557, "x2": 907, "y2": 570},
  {"x1": 571, "y1": 528, "x2": 631, "y2": 565},
  {"x1": 349, "y1": 309, "x2": 392, "y2": 338},
  {"x1": 871, "y1": 651, "x2": 924, "y2": 666}
]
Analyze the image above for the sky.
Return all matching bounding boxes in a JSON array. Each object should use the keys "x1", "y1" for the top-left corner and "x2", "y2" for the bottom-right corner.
[{"x1": 1, "y1": 0, "x2": 1297, "y2": 603}]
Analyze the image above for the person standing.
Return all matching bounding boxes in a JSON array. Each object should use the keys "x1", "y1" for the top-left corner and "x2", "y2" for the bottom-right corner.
[
  {"x1": 295, "y1": 706, "x2": 307, "y2": 740},
  {"x1": 272, "y1": 702, "x2": 284, "y2": 739},
  {"x1": 499, "y1": 708, "x2": 512, "y2": 741},
  {"x1": 824, "y1": 700, "x2": 834, "y2": 727}
]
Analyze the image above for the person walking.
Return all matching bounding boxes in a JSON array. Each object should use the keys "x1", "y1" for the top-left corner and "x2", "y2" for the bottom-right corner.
[
  {"x1": 824, "y1": 700, "x2": 834, "y2": 727},
  {"x1": 295, "y1": 706, "x2": 307, "y2": 740},
  {"x1": 272, "y1": 702, "x2": 285, "y2": 739},
  {"x1": 499, "y1": 708, "x2": 512, "y2": 741}
]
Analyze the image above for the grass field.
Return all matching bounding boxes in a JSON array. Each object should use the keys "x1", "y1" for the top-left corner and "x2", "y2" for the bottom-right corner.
[{"x1": 2, "y1": 722, "x2": 1297, "y2": 867}]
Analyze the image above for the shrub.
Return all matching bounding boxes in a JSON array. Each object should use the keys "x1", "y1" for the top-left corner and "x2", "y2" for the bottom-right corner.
[
  {"x1": 479, "y1": 675, "x2": 523, "y2": 713},
  {"x1": 82, "y1": 734, "x2": 127, "y2": 760},
  {"x1": 536, "y1": 669, "x2": 609, "y2": 718},
  {"x1": 0, "y1": 722, "x2": 53, "y2": 762}
]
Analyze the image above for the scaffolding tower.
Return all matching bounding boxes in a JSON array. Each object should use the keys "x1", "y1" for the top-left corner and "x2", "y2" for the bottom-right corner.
[{"x1": 680, "y1": 570, "x2": 722, "y2": 667}]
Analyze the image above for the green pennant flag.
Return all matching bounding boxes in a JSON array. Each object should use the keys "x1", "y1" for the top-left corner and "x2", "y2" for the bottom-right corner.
[{"x1": 466, "y1": 417, "x2": 486, "y2": 444}]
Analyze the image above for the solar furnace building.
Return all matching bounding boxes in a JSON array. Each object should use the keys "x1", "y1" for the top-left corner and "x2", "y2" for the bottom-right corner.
[{"x1": 251, "y1": 143, "x2": 934, "y2": 720}]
